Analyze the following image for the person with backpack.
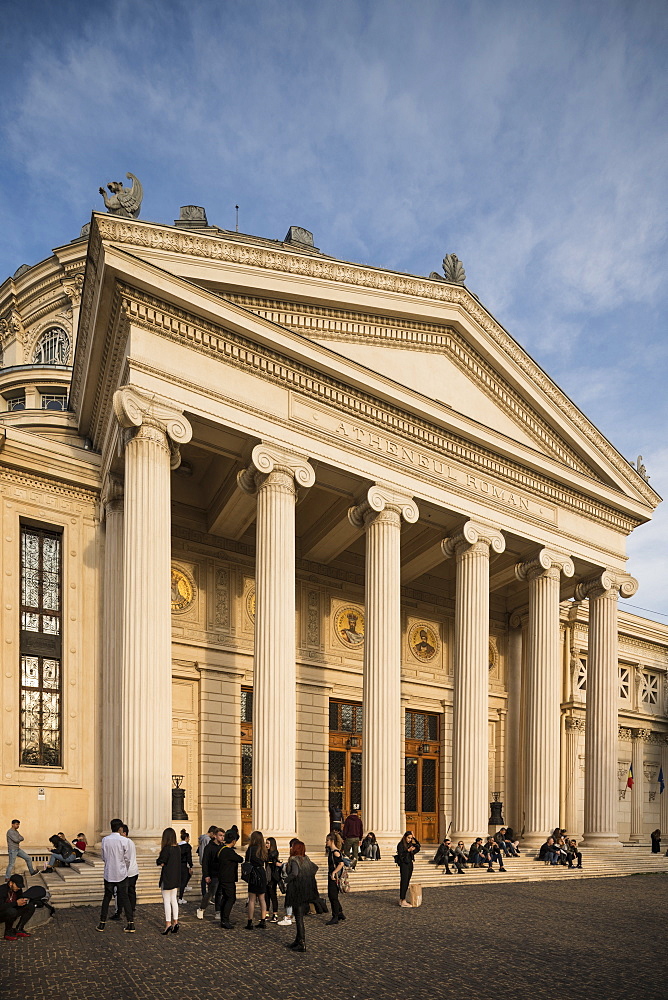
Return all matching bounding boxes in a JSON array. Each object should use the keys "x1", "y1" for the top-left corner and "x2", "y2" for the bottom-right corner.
[
  {"x1": 325, "y1": 832, "x2": 346, "y2": 925},
  {"x1": 244, "y1": 830, "x2": 268, "y2": 930},
  {"x1": 284, "y1": 840, "x2": 319, "y2": 952},
  {"x1": 396, "y1": 830, "x2": 420, "y2": 907},
  {"x1": 216, "y1": 828, "x2": 244, "y2": 929},
  {"x1": 0, "y1": 874, "x2": 38, "y2": 940}
]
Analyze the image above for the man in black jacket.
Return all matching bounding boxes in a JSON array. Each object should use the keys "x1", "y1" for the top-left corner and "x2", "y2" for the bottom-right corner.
[
  {"x1": 0, "y1": 875, "x2": 36, "y2": 940},
  {"x1": 216, "y1": 829, "x2": 245, "y2": 929},
  {"x1": 197, "y1": 827, "x2": 225, "y2": 919}
]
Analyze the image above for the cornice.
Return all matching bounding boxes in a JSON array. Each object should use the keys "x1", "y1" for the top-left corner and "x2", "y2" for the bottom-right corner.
[
  {"x1": 90, "y1": 214, "x2": 659, "y2": 507},
  {"x1": 0, "y1": 466, "x2": 98, "y2": 504},
  {"x1": 227, "y1": 294, "x2": 594, "y2": 478},
  {"x1": 117, "y1": 288, "x2": 640, "y2": 535}
]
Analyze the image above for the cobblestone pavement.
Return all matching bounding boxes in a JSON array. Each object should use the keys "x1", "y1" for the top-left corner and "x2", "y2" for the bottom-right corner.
[{"x1": 4, "y1": 873, "x2": 667, "y2": 1000}]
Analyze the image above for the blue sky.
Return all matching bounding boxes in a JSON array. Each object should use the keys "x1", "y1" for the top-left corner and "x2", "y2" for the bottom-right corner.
[{"x1": 1, "y1": 0, "x2": 666, "y2": 619}]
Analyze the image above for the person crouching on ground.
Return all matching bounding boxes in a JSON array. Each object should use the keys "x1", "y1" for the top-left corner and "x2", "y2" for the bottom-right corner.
[
  {"x1": 157, "y1": 827, "x2": 182, "y2": 934},
  {"x1": 217, "y1": 829, "x2": 244, "y2": 929},
  {"x1": 244, "y1": 829, "x2": 268, "y2": 930},
  {"x1": 284, "y1": 840, "x2": 319, "y2": 952},
  {"x1": 0, "y1": 875, "x2": 36, "y2": 940},
  {"x1": 325, "y1": 832, "x2": 346, "y2": 925},
  {"x1": 397, "y1": 830, "x2": 420, "y2": 905}
]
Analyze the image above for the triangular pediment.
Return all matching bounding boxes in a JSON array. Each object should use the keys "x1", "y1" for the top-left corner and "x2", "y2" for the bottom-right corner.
[{"x1": 77, "y1": 214, "x2": 660, "y2": 516}]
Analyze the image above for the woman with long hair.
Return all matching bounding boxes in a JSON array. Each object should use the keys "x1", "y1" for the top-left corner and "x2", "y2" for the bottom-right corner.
[
  {"x1": 284, "y1": 839, "x2": 319, "y2": 952},
  {"x1": 157, "y1": 827, "x2": 182, "y2": 934},
  {"x1": 244, "y1": 829, "x2": 268, "y2": 930},
  {"x1": 325, "y1": 831, "x2": 345, "y2": 925},
  {"x1": 396, "y1": 830, "x2": 420, "y2": 907},
  {"x1": 178, "y1": 829, "x2": 193, "y2": 903},
  {"x1": 264, "y1": 836, "x2": 281, "y2": 923}
]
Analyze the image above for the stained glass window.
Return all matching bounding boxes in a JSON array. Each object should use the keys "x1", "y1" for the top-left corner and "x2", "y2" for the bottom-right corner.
[{"x1": 19, "y1": 526, "x2": 62, "y2": 767}]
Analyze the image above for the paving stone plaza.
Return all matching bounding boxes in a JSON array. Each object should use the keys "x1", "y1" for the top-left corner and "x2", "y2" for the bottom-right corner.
[{"x1": 4, "y1": 875, "x2": 667, "y2": 1000}]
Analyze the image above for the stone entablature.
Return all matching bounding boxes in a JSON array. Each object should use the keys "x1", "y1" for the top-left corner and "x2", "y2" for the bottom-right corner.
[{"x1": 88, "y1": 287, "x2": 641, "y2": 539}]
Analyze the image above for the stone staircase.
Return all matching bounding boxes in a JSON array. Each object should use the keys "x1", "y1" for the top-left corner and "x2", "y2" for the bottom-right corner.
[{"x1": 9, "y1": 844, "x2": 668, "y2": 908}]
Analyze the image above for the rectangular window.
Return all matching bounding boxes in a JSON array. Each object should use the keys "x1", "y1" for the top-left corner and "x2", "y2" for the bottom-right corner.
[
  {"x1": 405, "y1": 710, "x2": 439, "y2": 742},
  {"x1": 19, "y1": 525, "x2": 62, "y2": 767},
  {"x1": 576, "y1": 658, "x2": 587, "y2": 692},
  {"x1": 619, "y1": 666, "x2": 630, "y2": 700},
  {"x1": 642, "y1": 671, "x2": 658, "y2": 705},
  {"x1": 41, "y1": 393, "x2": 68, "y2": 411},
  {"x1": 240, "y1": 687, "x2": 253, "y2": 723},
  {"x1": 329, "y1": 700, "x2": 362, "y2": 733}
]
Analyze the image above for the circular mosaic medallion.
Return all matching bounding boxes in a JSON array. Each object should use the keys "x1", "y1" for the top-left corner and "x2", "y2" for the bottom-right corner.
[
  {"x1": 246, "y1": 586, "x2": 256, "y2": 623},
  {"x1": 408, "y1": 622, "x2": 439, "y2": 662},
  {"x1": 334, "y1": 605, "x2": 365, "y2": 649},
  {"x1": 171, "y1": 567, "x2": 195, "y2": 613}
]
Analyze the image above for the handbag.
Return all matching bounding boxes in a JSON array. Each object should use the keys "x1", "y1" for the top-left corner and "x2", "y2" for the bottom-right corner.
[
  {"x1": 313, "y1": 896, "x2": 329, "y2": 914},
  {"x1": 240, "y1": 861, "x2": 253, "y2": 883}
]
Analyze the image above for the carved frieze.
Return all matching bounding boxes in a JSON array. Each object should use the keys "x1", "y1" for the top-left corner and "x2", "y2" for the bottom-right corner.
[{"x1": 214, "y1": 567, "x2": 230, "y2": 630}]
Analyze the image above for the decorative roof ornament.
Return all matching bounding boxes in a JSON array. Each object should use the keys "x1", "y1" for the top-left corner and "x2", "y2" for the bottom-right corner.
[
  {"x1": 442, "y1": 253, "x2": 466, "y2": 284},
  {"x1": 429, "y1": 252, "x2": 467, "y2": 285},
  {"x1": 632, "y1": 455, "x2": 650, "y2": 482},
  {"x1": 98, "y1": 172, "x2": 143, "y2": 218}
]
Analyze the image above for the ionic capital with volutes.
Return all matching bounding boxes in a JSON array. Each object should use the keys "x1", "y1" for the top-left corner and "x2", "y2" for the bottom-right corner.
[
  {"x1": 237, "y1": 443, "x2": 316, "y2": 496},
  {"x1": 112, "y1": 386, "x2": 193, "y2": 469},
  {"x1": 348, "y1": 483, "x2": 419, "y2": 531},
  {"x1": 574, "y1": 570, "x2": 639, "y2": 602},
  {"x1": 515, "y1": 547, "x2": 574, "y2": 583},
  {"x1": 441, "y1": 519, "x2": 506, "y2": 560}
]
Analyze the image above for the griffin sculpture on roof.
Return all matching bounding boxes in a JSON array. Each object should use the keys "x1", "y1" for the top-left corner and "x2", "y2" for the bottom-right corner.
[{"x1": 98, "y1": 173, "x2": 143, "y2": 218}]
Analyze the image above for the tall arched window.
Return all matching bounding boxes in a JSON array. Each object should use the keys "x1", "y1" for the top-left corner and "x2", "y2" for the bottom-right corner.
[{"x1": 32, "y1": 327, "x2": 70, "y2": 365}]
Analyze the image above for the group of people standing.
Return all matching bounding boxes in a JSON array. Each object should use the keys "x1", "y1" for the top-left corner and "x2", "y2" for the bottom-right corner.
[{"x1": 196, "y1": 824, "x2": 348, "y2": 951}]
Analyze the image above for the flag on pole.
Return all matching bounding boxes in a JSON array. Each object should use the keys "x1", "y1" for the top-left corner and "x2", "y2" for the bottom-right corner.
[
  {"x1": 626, "y1": 764, "x2": 634, "y2": 789},
  {"x1": 659, "y1": 766, "x2": 665, "y2": 794}
]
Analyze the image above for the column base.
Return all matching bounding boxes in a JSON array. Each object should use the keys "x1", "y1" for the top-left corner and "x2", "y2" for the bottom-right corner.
[
  {"x1": 519, "y1": 834, "x2": 547, "y2": 849},
  {"x1": 131, "y1": 836, "x2": 164, "y2": 856},
  {"x1": 580, "y1": 835, "x2": 624, "y2": 850}
]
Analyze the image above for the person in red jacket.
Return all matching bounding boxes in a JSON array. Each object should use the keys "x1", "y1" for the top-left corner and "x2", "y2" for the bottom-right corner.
[{"x1": 342, "y1": 809, "x2": 363, "y2": 869}]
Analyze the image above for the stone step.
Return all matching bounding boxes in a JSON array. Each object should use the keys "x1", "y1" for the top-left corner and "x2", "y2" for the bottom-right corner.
[{"x1": 19, "y1": 845, "x2": 668, "y2": 908}]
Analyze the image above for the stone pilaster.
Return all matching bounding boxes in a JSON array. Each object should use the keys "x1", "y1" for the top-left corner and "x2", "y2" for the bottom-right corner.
[
  {"x1": 100, "y1": 474, "x2": 124, "y2": 839},
  {"x1": 239, "y1": 443, "x2": 315, "y2": 846},
  {"x1": 113, "y1": 386, "x2": 192, "y2": 850},
  {"x1": 629, "y1": 728, "x2": 650, "y2": 843},
  {"x1": 564, "y1": 717, "x2": 585, "y2": 837},
  {"x1": 442, "y1": 520, "x2": 505, "y2": 841},
  {"x1": 516, "y1": 549, "x2": 574, "y2": 845},
  {"x1": 575, "y1": 571, "x2": 638, "y2": 847},
  {"x1": 349, "y1": 484, "x2": 418, "y2": 847}
]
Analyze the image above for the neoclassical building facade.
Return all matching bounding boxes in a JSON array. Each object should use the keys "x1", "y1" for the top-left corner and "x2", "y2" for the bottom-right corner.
[{"x1": 1, "y1": 210, "x2": 666, "y2": 854}]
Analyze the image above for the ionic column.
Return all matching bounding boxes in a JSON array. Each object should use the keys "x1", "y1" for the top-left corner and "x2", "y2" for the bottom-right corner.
[
  {"x1": 443, "y1": 521, "x2": 505, "y2": 840},
  {"x1": 100, "y1": 474, "x2": 124, "y2": 839},
  {"x1": 238, "y1": 444, "x2": 315, "y2": 845},
  {"x1": 575, "y1": 571, "x2": 638, "y2": 847},
  {"x1": 516, "y1": 549, "x2": 574, "y2": 845},
  {"x1": 629, "y1": 729, "x2": 649, "y2": 843},
  {"x1": 564, "y1": 717, "x2": 585, "y2": 837},
  {"x1": 349, "y1": 485, "x2": 418, "y2": 847},
  {"x1": 113, "y1": 387, "x2": 192, "y2": 850}
]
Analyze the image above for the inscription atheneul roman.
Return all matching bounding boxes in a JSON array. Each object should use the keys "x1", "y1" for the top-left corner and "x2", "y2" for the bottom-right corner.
[{"x1": 290, "y1": 394, "x2": 557, "y2": 524}]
